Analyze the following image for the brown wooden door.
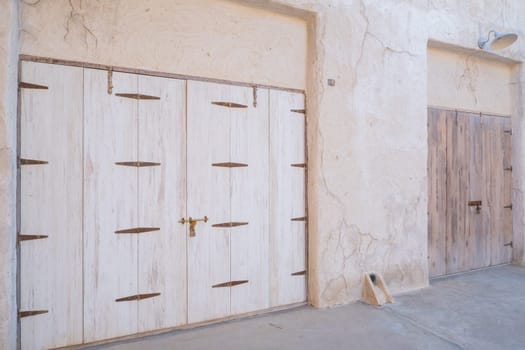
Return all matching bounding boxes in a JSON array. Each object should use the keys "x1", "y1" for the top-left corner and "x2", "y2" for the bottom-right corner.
[{"x1": 428, "y1": 108, "x2": 512, "y2": 277}]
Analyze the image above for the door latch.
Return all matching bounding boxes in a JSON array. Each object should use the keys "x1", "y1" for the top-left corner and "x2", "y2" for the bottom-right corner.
[
  {"x1": 468, "y1": 200, "x2": 482, "y2": 214},
  {"x1": 189, "y1": 216, "x2": 208, "y2": 237}
]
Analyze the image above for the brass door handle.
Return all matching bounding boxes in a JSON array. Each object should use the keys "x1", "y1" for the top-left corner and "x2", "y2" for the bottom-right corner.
[{"x1": 189, "y1": 216, "x2": 208, "y2": 237}]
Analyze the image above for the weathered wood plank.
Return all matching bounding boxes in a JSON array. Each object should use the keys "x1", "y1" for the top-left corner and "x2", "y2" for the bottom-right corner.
[
  {"x1": 445, "y1": 110, "x2": 470, "y2": 274},
  {"x1": 427, "y1": 108, "x2": 447, "y2": 277},
  {"x1": 269, "y1": 90, "x2": 306, "y2": 306},
  {"x1": 187, "y1": 81, "x2": 232, "y2": 323},
  {"x1": 502, "y1": 118, "x2": 513, "y2": 262},
  {"x1": 136, "y1": 75, "x2": 187, "y2": 332},
  {"x1": 83, "y1": 69, "x2": 139, "y2": 342},
  {"x1": 464, "y1": 112, "x2": 487, "y2": 270},
  {"x1": 230, "y1": 87, "x2": 269, "y2": 316},
  {"x1": 19, "y1": 61, "x2": 83, "y2": 350}
]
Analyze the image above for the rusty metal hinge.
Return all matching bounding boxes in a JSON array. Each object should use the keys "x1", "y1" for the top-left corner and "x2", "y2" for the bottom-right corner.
[
  {"x1": 504, "y1": 166, "x2": 512, "y2": 171},
  {"x1": 115, "y1": 161, "x2": 161, "y2": 167},
  {"x1": 504, "y1": 241, "x2": 513, "y2": 248},
  {"x1": 291, "y1": 217, "x2": 307, "y2": 222},
  {"x1": 19, "y1": 82, "x2": 48, "y2": 90},
  {"x1": 115, "y1": 227, "x2": 160, "y2": 234},
  {"x1": 18, "y1": 234, "x2": 48, "y2": 242},
  {"x1": 107, "y1": 68, "x2": 113, "y2": 95},
  {"x1": 18, "y1": 158, "x2": 48, "y2": 167},
  {"x1": 115, "y1": 292, "x2": 160, "y2": 302},
  {"x1": 212, "y1": 280, "x2": 248, "y2": 288},
  {"x1": 19, "y1": 310, "x2": 48, "y2": 318},
  {"x1": 211, "y1": 162, "x2": 248, "y2": 168},
  {"x1": 211, "y1": 101, "x2": 247, "y2": 109},
  {"x1": 291, "y1": 270, "x2": 306, "y2": 276},
  {"x1": 291, "y1": 109, "x2": 306, "y2": 114},
  {"x1": 115, "y1": 93, "x2": 160, "y2": 100},
  {"x1": 291, "y1": 163, "x2": 307, "y2": 168},
  {"x1": 504, "y1": 204, "x2": 513, "y2": 210},
  {"x1": 212, "y1": 222, "x2": 248, "y2": 228}
]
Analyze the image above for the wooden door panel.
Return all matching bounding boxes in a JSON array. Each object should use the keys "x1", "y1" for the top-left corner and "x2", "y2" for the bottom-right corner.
[
  {"x1": 482, "y1": 115, "x2": 511, "y2": 265},
  {"x1": 465, "y1": 112, "x2": 487, "y2": 270},
  {"x1": 187, "y1": 81, "x2": 232, "y2": 323},
  {"x1": 269, "y1": 90, "x2": 306, "y2": 306},
  {"x1": 230, "y1": 88, "x2": 270, "y2": 315},
  {"x1": 20, "y1": 62, "x2": 83, "y2": 350},
  {"x1": 137, "y1": 76, "x2": 187, "y2": 331},
  {"x1": 427, "y1": 108, "x2": 447, "y2": 277},
  {"x1": 83, "y1": 69, "x2": 139, "y2": 342},
  {"x1": 428, "y1": 108, "x2": 513, "y2": 277},
  {"x1": 445, "y1": 111, "x2": 470, "y2": 274},
  {"x1": 502, "y1": 117, "x2": 513, "y2": 263}
]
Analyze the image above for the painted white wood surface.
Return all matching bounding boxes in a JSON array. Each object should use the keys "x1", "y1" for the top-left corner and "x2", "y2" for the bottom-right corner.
[
  {"x1": 137, "y1": 75, "x2": 187, "y2": 331},
  {"x1": 187, "y1": 81, "x2": 232, "y2": 323},
  {"x1": 230, "y1": 88, "x2": 269, "y2": 315},
  {"x1": 83, "y1": 69, "x2": 139, "y2": 342},
  {"x1": 20, "y1": 62, "x2": 84, "y2": 350},
  {"x1": 269, "y1": 90, "x2": 307, "y2": 307}
]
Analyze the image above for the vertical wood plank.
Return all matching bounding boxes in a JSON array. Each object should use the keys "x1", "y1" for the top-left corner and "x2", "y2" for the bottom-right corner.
[
  {"x1": 230, "y1": 88, "x2": 270, "y2": 315},
  {"x1": 20, "y1": 62, "x2": 83, "y2": 350},
  {"x1": 187, "y1": 81, "x2": 231, "y2": 323},
  {"x1": 464, "y1": 112, "x2": 487, "y2": 270},
  {"x1": 427, "y1": 108, "x2": 447, "y2": 277},
  {"x1": 483, "y1": 115, "x2": 510, "y2": 265},
  {"x1": 137, "y1": 75, "x2": 187, "y2": 332},
  {"x1": 83, "y1": 69, "x2": 138, "y2": 342},
  {"x1": 269, "y1": 90, "x2": 306, "y2": 306},
  {"x1": 502, "y1": 117, "x2": 513, "y2": 262},
  {"x1": 445, "y1": 110, "x2": 470, "y2": 274}
]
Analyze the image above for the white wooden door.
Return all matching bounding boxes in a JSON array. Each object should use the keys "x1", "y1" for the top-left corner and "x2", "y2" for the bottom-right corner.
[
  {"x1": 83, "y1": 69, "x2": 140, "y2": 341},
  {"x1": 84, "y1": 69, "x2": 187, "y2": 342},
  {"x1": 20, "y1": 62, "x2": 307, "y2": 347},
  {"x1": 187, "y1": 81, "x2": 271, "y2": 322},
  {"x1": 19, "y1": 62, "x2": 83, "y2": 349},
  {"x1": 137, "y1": 75, "x2": 187, "y2": 332},
  {"x1": 269, "y1": 90, "x2": 307, "y2": 306}
]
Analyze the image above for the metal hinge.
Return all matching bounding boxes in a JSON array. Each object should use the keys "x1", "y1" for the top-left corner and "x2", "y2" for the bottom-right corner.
[
  {"x1": 211, "y1": 101, "x2": 247, "y2": 109},
  {"x1": 212, "y1": 280, "x2": 248, "y2": 288},
  {"x1": 504, "y1": 241, "x2": 513, "y2": 248},
  {"x1": 115, "y1": 292, "x2": 160, "y2": 302}
]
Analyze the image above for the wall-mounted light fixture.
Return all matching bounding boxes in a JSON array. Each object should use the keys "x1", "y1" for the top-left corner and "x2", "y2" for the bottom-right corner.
[{"x1": 478, "y1": 30, "x2": 518, "y2": 50}]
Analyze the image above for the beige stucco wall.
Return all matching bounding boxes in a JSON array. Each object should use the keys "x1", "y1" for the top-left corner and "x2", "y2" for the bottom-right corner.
[
  {"x1": 20, "y1": 0, "x2": 308, "y2": 90},
  {"x1": 428, "y1": 46, "x2": 515, "y2": 115},
  {"x1": 1, "y1": 0, "x2": 525, "y2": 346}
]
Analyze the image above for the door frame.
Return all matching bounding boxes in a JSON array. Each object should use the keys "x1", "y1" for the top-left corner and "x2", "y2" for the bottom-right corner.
[{"x1": 16, "y1": 55, "x2": 310, "y2": 348}]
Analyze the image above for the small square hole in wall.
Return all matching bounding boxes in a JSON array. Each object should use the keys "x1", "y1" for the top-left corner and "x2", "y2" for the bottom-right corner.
[{"x1": 327, "y1": 79, "x2": 336, "y2": 86}]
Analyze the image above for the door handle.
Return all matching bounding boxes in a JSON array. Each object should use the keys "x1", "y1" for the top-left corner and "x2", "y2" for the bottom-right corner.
[
  {"x1": 189, "y1": 216, "x2": 208, "y2": 237},
  {"x1": 468, "y1": 200, "x2": 482, "y2": 214}
]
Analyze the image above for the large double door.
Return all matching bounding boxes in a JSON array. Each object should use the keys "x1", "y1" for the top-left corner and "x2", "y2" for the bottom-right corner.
[
  {"x1": 19, "y1": 61, "x2": 307, "y2": 349},
  {"x1": 428, "y1": 108, "x2": 512, "y2": 277}
]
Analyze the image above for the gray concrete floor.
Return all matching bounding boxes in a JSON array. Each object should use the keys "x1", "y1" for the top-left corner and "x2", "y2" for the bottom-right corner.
[{"x1": 89, "y1": 265, "x2": 525, "y2": 350}]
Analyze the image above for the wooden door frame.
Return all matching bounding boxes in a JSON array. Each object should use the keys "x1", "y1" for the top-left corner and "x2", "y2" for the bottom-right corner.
[{"x1": 16, "y1": 55, "x2": 310, "y2": 349}]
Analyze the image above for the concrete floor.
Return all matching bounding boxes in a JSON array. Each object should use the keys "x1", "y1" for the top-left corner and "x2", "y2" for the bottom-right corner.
[{"x1": 89, "y1": 265, "x2": 525, "y2": 350}]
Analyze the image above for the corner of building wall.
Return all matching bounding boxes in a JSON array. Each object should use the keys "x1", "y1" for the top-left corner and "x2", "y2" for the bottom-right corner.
[
  {"x1": 0, "y1": 0, "x2": 20, "y2": 349},
  {"x1": 304, "y1": 11, "x2": 322, "y2": 308}
]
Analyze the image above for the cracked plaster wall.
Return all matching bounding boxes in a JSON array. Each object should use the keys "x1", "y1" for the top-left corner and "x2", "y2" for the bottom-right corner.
[
  {"x1": 1, "y1": 0, "x2": 525, "y2": 345},
  {"x1": 428, "y1": 47, "x2": 514, "y2": 116}
]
